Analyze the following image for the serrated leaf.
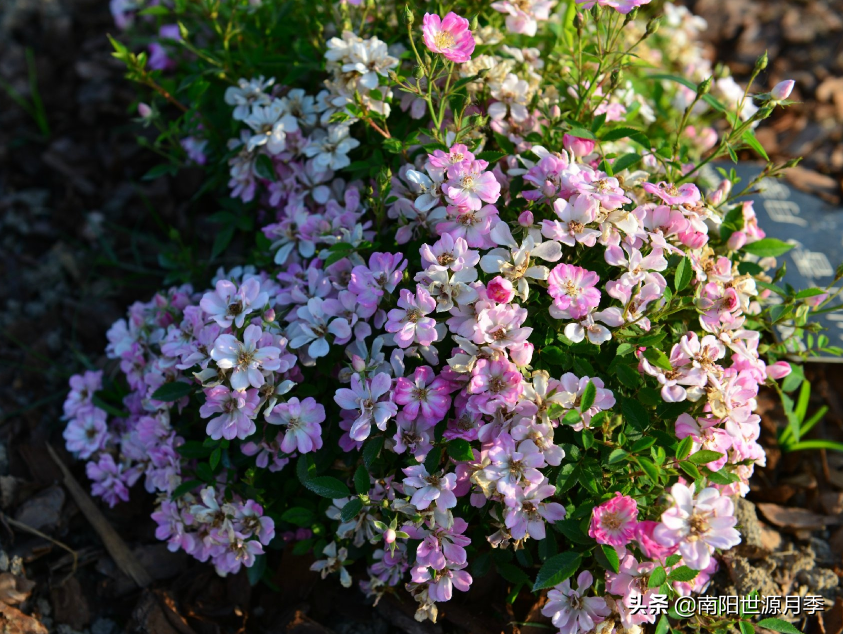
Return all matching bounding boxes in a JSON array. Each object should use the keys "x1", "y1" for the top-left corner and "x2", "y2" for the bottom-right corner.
[
  {"x1": 757, "y1": 619, "x2": 803, "y2": 634},
  {"x1": 638, "y1": 456, "x2": 660, "y2": 482},
  {"x1": 600, "y1": 544, "x2": 620, "y2": 573},
  {"x1": 643, "y1": 347, "x2": 673, "y2": 372},
  {"x1": 675, "y1": 436, "x2": 694, "y2": 460},
  {"x1": 667, "y1": 565, "x2": 699, "y2": 582},
  {"x1": 475, "y1": 150, "x2": 507, "y2": 162},
  {"x1": 497, "y1": 562, "x2": 531, "y2": 586},
  {"x1": 608, "y1": 448, "x2": 628, "y2": 464},
  {"x1": 151, "y1": 381, "x2": 193, "y2": 402},
  {"x1": 341, "y1": 497, "x2": 363, "y2": 522},
  {"x1": 532, "y1": 552, "x2": 582, "y2": 590},
  {"x1": 740, "y1": 622, "x2": 756, "y2": 634},
  {"x1": 302, "y1": 476, "x2": 350, "y2": 499},
  {"x1": 648, "y1": 566, "x2": 667, "y2": 588}
]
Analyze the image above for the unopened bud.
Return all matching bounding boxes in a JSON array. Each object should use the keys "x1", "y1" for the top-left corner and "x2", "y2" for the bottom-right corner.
[
  {"x1": 754, "y1": 51, "x2": 768, "y2": 73},
  {"x1": 645, "y1": 16, "x2": 661, "y2": 35},
  {"x1": 771, "y1": 79, "x2": 795, "y2": 101},
  {"x1": 783, "y1": 157, "x2": 801, "y2": 169},
  {"x1": 470, "y1": 15, "x2": 479, "y2": 31},
  {"x1": 404, "y1": 4, "x2": 414, "y2": 25},
  {"x1": 591, "y1": 4, "x2": 601, "y2": 20},
  {"x1": 518, "y1": 210, "x2": 534, "y2": 226},
  {"x1": 574, "y1": 13, "x2": 583, "y2": 30},
  {"x1": 351, "y1": 354, "x2": 367, "y2": 372},
  {"x1": 414, "y1": 64, "x2": 425, "y2": 79},
  {"x1": 385, "y1": 528, "x2": 397, "y2": 544},
  {"x1": 697, "y1": 76, "x2": 712, "y2": 96},
  {"x1": 263, "y1": 308, "x2": 276, "y2": 322},
  {"x1": 138, "y1": 102, "x2": 153, "y2": 118},
  {"x1": 624, "y1": 7, "x2": 638, "y2": 24}
]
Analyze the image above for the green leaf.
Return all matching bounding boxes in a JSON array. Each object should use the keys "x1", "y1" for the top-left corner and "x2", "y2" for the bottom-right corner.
[
  {"x1": 757, "y1": 619, "x2": 804, "y2": 634},
  {"x1": 211, "y1": 224, "x2": 235, "y2": 260},
  {"x1": 600, "y1": 126, "x2": 649, "y2": 147},
  {"x1": 622, "y1": 400, "x2": 649, "y2": 431},
  {"x1": 678, "y1": 461, "x2": 702, "y2": 480},
  {"x1": 674, "y1": 257, "x2": 693, "y2": 292},
  {"x1": 554, "y1": 518, "x2": 592, "y2": 544},
  {"x1": 646, "y1": 74, "x2": 727, "y2": 112},
  {"x1": 447, "y1": 439, "x2": 475, "y2": 462},
  {"x1": 151, "y1": 381, "x2": 193, "y2": 402},
  {"x1": 562, "y1": 409, "x2": 582, "y2": 426},
  {"x1": 209, "y1": 447, "x2": 221, "y2": 471},
  {"x1": 497, "y1": 562, "x2": 532, "y2": 586},
  {"x1": 354, "y1": 464, "x2": 370, "y2": 495},
  {"x1": 176, "y1": 440, "x2": 212, "y2": 459},
  {"x1": 532, "y1": 552, "x2": 582, "y2": 590},
  {"x1": 611, "y1": 153, "x2": 643, "y2": 174},
  {"x1": 648, "y1": 566, "x2": 667, "y2": 588},
  {"x1": 688, "y1": 450, "x2": 725, "y2": 465},
  {"x1": 341, "y1": 498, "x2": 363, "y2": 522},
  {"x1": 742, "y1": 130, "x2": 769, "y2": 161},
  {"x1": 667, "y1": 565, "x2": 699, "y2": 582},
  {"x1": 638, "y1": 456, "x2": 660, "y2": 482},
  {"x1": 742, "y1": 238, "x2": 794, "y2": 258},
  {"x1": 600, "y1": 544, "x2": 620, "y2": 573},
  {"x1": 254, "y1": 153, "x2": 277, "y2": 181},
  {"x1": 171, "y1": 479, "x2": 202, "y2": 498},
  {"x1": 424, "y1": 446, "x2": 442, "y2": 473},
  {"x1": 281, "y1": 507, "x2": 315, "y2": 526},
  {"x1": 362, "y1": 436, "x2": 384, "y2": 469},
  {"x1": 494, "y1": 132, "x2": 515, "y2": 154},
  {"x1": 740, "y1": 622, "x2": 756, "y2": 634},
  {"x1": 608, "y1": 448, "x2": 628, "y2": 464},
  {"x1": 615, "y1": 364, "x2": 642, "y2": 389},
  {"x1": 631, "y1": 437, "x2": 656, "y2": 453},
  {"x1": 302, "y1": 476, "x2": 351, "y2": 499},
  {"x1": 475, "y1": 151, "x2": 507, "y2": 162},
  {"x1": 665, "y1": 554, "x2": 682, "y2": 567},
  {"x1": 643, "y1": 347, "x2": 672, "y2": 372},
  {"x1": 655, "y1": 615, "x2": 669, "y2": 634},
  {"x1": 675, "y1": 436, "x2": 694, "y2": 460},
  {"x1": 580, "y1": 381, "x2": 597, "y2": 411},
  {"x1": 91, "y1": 393, "x2": 128, "y2": 418}
]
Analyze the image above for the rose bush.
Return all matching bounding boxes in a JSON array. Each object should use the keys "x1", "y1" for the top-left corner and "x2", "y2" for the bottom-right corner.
[{"x1": 65, "y1": 0, "x2": 843, "y2": 631}]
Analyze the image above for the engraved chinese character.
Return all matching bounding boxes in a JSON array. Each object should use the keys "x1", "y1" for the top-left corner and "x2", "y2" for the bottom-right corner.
[
  {"x1": 792, "y1": 249, "x2": 834, "y2": 279},
  {"x1": 758, "y1": 178, "x2": 791, "y2": 200}
]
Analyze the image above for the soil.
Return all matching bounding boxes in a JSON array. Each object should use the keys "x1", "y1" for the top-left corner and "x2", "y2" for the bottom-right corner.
[{"x1": 1, "y1": 0, "x2": 842, "y2": 632}]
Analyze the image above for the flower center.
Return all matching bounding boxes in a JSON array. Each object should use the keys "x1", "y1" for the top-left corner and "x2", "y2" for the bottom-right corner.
[{"x1": 434, "y1": 31, "x2": 455, "y2": 50}]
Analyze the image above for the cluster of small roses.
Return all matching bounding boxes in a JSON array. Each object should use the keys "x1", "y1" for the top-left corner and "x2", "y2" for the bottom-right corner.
[
  {"x1": 225, "y1": 31, "x2": 397, "y2": 208},
  {"x1": 61, "y1": 277, "x2": 289, "y2": 575}
]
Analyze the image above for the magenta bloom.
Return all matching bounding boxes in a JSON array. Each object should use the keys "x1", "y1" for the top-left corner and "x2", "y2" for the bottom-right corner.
[
  {"x1": 394, "y1": 366, "x2": 452, "y2": 424},
  {"x1": 642, "y1": 181, "x2": 701, "y2": 206},
  {"x1": 445, "y1": 160, "x2": 501, "y2": 210},
  {"x1": 422, "y1": 12, "x2": 475, "y2": 64},
  {"x1": 547, "y1": 264, "x2": 601, "y2": 320},
  {"x1": 588, "y1": 492, "x2": 639, "y2": 547},
  {"x1": 201, "y1": 385, "x2": 260, "y2": 440}
]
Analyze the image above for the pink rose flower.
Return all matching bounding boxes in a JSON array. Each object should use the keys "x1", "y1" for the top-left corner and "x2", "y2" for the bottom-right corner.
[{"x1": 422, "y1": 12, "x2": 476, "y2": 64}]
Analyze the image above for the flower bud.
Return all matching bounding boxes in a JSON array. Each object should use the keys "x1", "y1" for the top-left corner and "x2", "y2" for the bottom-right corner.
[
  {"x1": 351, "y1": 355, "x2": 367, "y2": 372},
  {"x1": 766, "y1": 361, "x2": 792, "y2": 380},
  {"x1": 645, "y1": 16, "x2": 661, "y2": 36},
  {"x1": 487, "y1": 276, "x2": 515, "y2": 304},
  {"x1": 771, "y1": 79, "x2": 795, "y2": 101},
  {"x1": 518, "y1": 210, "x2": 534, "y2": 227},
  {"x1": 385, "y1": 528, "x2": 397, "y2": 544},
  {"x1": 404, "y1": 4, "x2": 414, "y2": 25},
  {"x1": 563, "y1": 133, "x2": 596, "y2": 158},
  {"x1": 696, "y1": 76, "x2": 712, "y2": 96},
  {"x1": 624, "y1": 7, "x2": 638, "y2": 24},
  {"x1": 414, "y1": 64, "x2": 425, "y2": 79},
  {"x1": 754, "y1": 51, "x2": 768, "y2": 73},
  {"x1": 470, "y1": 15, "x2": 479, "y2": 31},
  {"x1": 138, "y1": 102, "x2": 153, "y2": 118},
  {"x1": 550, "y1": 104, "x2": 561, "y2": 118},
  {"x1": 263, "y1": 308, "x2": 276, "y2": 322}
]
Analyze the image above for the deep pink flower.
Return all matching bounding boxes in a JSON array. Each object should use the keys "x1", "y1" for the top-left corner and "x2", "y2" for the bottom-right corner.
[
  {"x1": 588, "y1": 492, "x2": 639, "y2": 547},
  {"x1": 486, "y1": 276, "x2": 515, "y2": 304},
  {"x1": 422, "y1": 12, "x2": 475, "y2": 64}
]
